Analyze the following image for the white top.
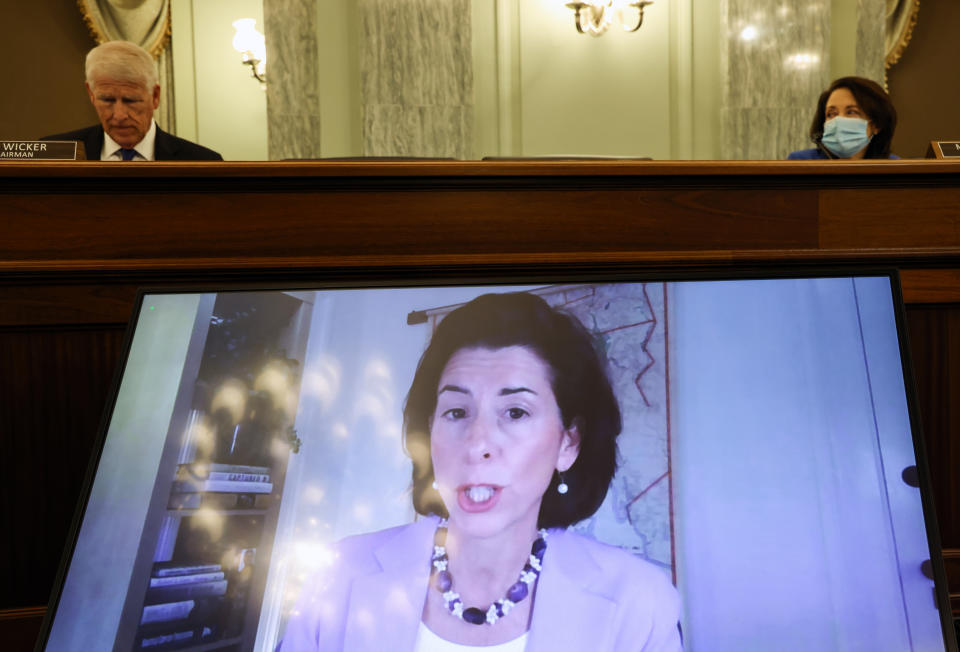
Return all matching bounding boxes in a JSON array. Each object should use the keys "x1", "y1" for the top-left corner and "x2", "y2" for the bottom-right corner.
[
  {"x1": 413, "y1": 622, "x2": 528, "y2": 652},
  {"x1": 101, "y1": 120, "x2": 157, "y2": 161}
]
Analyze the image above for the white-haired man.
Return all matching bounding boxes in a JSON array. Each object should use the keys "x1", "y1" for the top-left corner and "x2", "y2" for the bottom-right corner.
[{"x1": 44, "y1": 41, "x2": 221, "y2": 161}]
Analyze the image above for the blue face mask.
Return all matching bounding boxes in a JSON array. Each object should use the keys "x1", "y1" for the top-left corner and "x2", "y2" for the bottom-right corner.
[{"x1": 821, "y1": 116, "x2": 873, "y2": 158}]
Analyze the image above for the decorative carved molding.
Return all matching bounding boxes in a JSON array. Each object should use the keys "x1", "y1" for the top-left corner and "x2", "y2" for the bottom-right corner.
[{"x1": 885, "y1": 0, "x2": 921, "y2": 70}]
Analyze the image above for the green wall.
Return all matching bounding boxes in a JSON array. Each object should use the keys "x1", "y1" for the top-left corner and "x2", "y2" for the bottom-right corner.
[{"x1": 171, "y1": 0, "x2": 269, "y2": 160}]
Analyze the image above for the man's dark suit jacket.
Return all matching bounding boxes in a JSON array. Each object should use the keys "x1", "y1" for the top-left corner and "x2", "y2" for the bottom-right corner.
[{"x1": 42, "y1": 124, "x2": 223, "y2": 161}]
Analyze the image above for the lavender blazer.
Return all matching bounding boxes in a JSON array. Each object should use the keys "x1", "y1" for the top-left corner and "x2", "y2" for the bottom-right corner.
[{"x1": 279, "y1": 515, "x2": 682, "y2": 651}]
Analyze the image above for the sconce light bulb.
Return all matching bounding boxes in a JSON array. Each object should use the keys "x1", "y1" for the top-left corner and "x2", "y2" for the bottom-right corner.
[
  {"x1": 232, "y1": 18, "x2": 258, "y2": 53},
  {"x1": 566, "y1": 0, "x2": 652, "y2": 36},
  {"x1": 232, "y1": 18, "x2": 268, "y2": 84}
]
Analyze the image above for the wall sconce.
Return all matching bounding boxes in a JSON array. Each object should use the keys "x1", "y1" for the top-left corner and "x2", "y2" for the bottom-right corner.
[
  {"x1": 232, "y1": 18, "x2": 267, "y2": 84},
  {"x1": 565, "y1": 1, "x2": 654, "y2": 36}
]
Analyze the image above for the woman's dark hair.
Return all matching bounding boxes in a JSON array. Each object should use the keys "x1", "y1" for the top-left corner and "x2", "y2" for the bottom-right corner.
[
  {"x1": 403, "y1": 292, "x2": 622, "y2": 529},
  {"x1": 809, "y1": 76, "x2": 897, "y2": 159}
]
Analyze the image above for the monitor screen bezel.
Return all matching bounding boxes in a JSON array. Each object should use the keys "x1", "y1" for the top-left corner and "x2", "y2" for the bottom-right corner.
[{"x1": 34, "y1": 265, "x2": 958, "y2": 652}]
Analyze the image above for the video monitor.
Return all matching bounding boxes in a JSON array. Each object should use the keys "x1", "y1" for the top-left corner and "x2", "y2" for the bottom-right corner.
[{"x1": 38, "y1": 273, "x2": 956, "y2": 651}]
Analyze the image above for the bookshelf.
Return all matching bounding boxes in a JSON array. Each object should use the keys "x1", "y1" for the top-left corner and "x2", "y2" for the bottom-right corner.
[{"x1": 113, "y1": 291, "x2": 313, "y2": 652}]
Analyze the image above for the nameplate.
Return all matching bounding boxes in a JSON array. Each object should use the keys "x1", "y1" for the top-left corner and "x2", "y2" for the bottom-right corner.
[
  {"x1": 936, "y1": 141, "x2": 960, "y2": 158},
  {"x1": 0, "y1": 141, "x2": 78, "y2": 161}
]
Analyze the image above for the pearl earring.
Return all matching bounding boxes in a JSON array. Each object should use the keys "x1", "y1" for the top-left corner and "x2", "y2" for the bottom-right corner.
[
  {"x1": 557, "y1": 472, "x2": 569, "y2": 495},
  {"x1": 432, "y1": 480, "x2": 439, "y2": 491}
]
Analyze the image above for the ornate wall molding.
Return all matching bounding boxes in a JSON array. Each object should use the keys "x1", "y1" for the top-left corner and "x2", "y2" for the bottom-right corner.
[{"x1": 885, "y1": 0, "x2": 920, "y2": 69}]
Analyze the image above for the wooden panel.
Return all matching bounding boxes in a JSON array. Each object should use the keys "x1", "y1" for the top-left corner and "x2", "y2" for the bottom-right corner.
[
  {"x1": 4, "y1": 161, "x2": 960, "y2": 267},
  {"x1": 944, "y1": 551, "x2": 960, "y2": 619},
  {"x1": 905, "y1": 305, "x2": 960, "y2": 549},
  {"x1": 901, "y1": 270, "x2": 960, "y2": 304},
  {"x1": 3, "y1": 159, "x2": 960, "y2": 178},
  {"x1": 820, "y1": 188, "x2": 960, "y2": 248},
  {"x1": 0, "y1": 284, "x2": 138, "y2": 326},
  {"x1": 0, "y1": 188, "x2": 819, "y2": 261},
  {"x1": 946, "y1": 550, "x2": 960, "y2": 590},
  {"x1": 0, "y1": 326, "x2": 126, "y2": 609},
  {"x1": 0, "y1": 607, "x2": 45, "y2": 652},
  {"x1": 944, "y1": 549, "x2": 960, "y2": 618}
]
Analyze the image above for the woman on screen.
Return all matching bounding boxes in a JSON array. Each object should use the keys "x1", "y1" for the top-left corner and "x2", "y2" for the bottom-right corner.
[
  {"x1": 281, "y1": 292, "x2": 682, "y2": 651},
  {"x1": 787, "y1": 76, "x2": 898, "y2": 160}
]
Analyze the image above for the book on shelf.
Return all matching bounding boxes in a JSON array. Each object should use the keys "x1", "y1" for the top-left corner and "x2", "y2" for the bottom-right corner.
[
  {"x1": 138, "y1": 627, "x2": 195, "y2": 649},
  {"x1": 149, "y1": 571, "x2": 225, "y2": 588},
  {"x1": 167, "y1": 491, "x2": 273, "y2": 510},
  {"x1": 139, "y1": 596, "x2": 224, "y2": 626},
  {"x1": 152, "y1": 562, "x2": 222, "y2": 578},
  {"x1": 140, "y1": 600, "x2": 195, "y2": 625},
  {"x1": 211, "y1": 471, "x2": 269, "y2": 482},
  {"x1": 137, "y1": 620, "x2": 221, "y2": 649},
  {"x1": 171, "y1": 479, "x2": 273, "y2": 494},
  {"x1": 177, "y1": 462, "x2": 270, "y2": 480},
  {"x1": 145, "y1": 579, "x2": 229, "y2": 605},
  {"x1": 176, "y1": 464, "x2": 270, "y2": 484}
]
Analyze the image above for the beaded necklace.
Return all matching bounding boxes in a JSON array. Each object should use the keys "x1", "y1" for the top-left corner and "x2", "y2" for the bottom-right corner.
[{"x1": 430, "y1": 521, "x2": 548, "y2": 626}]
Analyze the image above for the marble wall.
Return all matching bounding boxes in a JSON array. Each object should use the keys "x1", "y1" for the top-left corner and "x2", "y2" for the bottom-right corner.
[
  {"x1": 720, "y1": 0, "x2": 889, "y2": 160},
  {"x1": 264, "y1": 0, "x2": 472, "y2": 159},
  {"x1": 263, "y1": 0, "x2": 889, "y2": 161},
  {"x1": 358, "y1": 0, "x2": 473, "y2": 159},
  {"x1": 720, "y1": 0, "x2": 831, "y2": 160},
  {"x1": 264, "y1": 0, "x2": 322, "y2": 159},
  {"x1": 157, "y1": 49, "x2": 175, "y2": 133}
]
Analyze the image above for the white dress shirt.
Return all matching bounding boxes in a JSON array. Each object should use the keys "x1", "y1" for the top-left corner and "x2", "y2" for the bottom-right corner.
[
  {"x1": 413, "y1": 622, "x2": 528, "y2": 652},
  {"x1": 101, "y1": 121, "x2": 157, "y2": 161}
]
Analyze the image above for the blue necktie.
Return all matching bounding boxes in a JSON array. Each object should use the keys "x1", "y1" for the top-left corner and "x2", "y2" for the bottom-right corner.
[{"x1": 120, "y1": 148, "x2": 137, "y2": 161}]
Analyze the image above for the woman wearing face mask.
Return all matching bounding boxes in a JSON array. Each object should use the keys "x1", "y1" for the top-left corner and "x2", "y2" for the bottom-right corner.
[{"x1": 787, "y1": 76, "x2": 898, "y2": 160}]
